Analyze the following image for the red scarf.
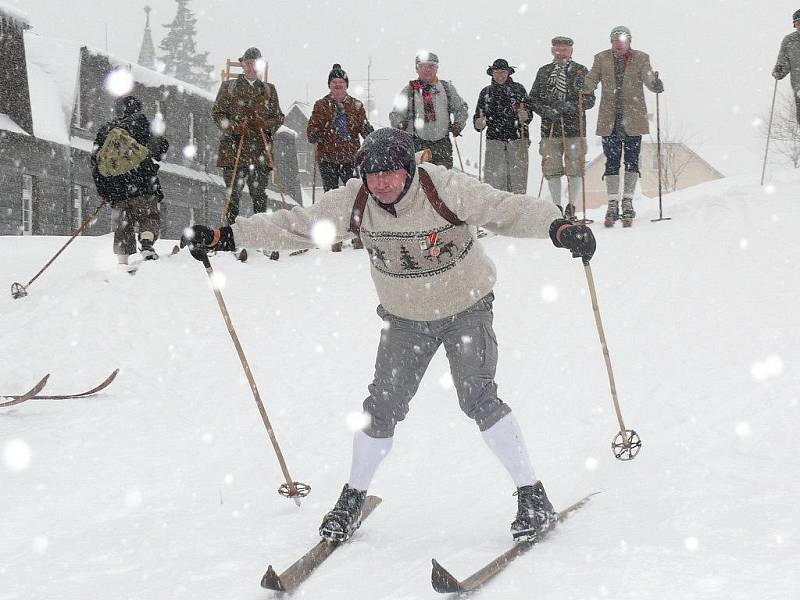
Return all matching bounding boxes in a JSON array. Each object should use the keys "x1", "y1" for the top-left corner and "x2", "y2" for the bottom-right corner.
[{"x1": 411, "y1": 79, "x2": 438, "y2": 123}]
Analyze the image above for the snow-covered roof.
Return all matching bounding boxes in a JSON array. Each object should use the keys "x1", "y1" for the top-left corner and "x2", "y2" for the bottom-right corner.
[
  {"x1": 21, "y1": 30, "x2": 216, "y2": 145},
  {"x1": 693, "y1": 145, "x2": 762, "y2": 178},
  {"x1": 0, "y1": 113, "x2": 29, "y2": 135},
  {"x1": 24, "y1": 32, "x2": 82, "y2": 144},
  {"x1": 287, "y1": 101, "x2": 312, "y2": 119},
  {"x1": 0, "y1": 3, "x2": 29, "y2": 26}
]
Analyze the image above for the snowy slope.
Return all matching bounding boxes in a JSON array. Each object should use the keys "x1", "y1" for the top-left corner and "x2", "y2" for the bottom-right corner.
[{"x1": 1, "y1": 170, "x2": 799, "y2": 600}]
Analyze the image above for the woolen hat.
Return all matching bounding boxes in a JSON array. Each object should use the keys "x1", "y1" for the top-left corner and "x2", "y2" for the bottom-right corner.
[
  {"x1": 487, "y1": 58, "x2": 515, "y2": 76},
  {"x1": 355, "y1": 128, "x2": 416, "y2": 178},
  {"x1": 551, "y1": 36, "x2": 574, "y2": 47},
  {"x1": 794, "y1": 9, "x2": 800, "y2": 22},
  {"x1": 239, "y1": 47, "x2": 262, "y2": 62},
  {"x1": 415, "y1": 51, "x2": 439, "y2": 65},
  {"x1": 610, "y1": 26, "x2": 632, "y2": 40},
  {"x1": 328, "y1": 63, "x2": 349, "y2": 86}
]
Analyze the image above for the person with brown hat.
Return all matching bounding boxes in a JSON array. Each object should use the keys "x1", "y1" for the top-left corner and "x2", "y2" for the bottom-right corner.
[
  {"x1": 581, "y1": 27, "x2": 663, "y2": 227},
  {"x1": 389, "y1": 51, "x2": 469, "y2": 169},
  {"x1": 474, "y1": 59, "x2": 532, "y2": 194},
  {"x1": 307, "y1": 63, "x2": 375, "y2": 250},
  {"x1": 212, "y1": 46, "x2": 285, "y2": 231},
  {"x1": 773, "y1": 10, "x2": 800, "y2": 126},
  {"x1": 529, "y1": 37, "x2": 595, "y2": 220}
]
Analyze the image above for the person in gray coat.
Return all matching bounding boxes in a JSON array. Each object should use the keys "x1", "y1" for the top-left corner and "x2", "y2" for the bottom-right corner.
[
  {"x1": 389, "y1": 51, "x2": 469, "y2": 169},
  {"x1": 773, "y1": 9, "x2": 800, "y2": 126}
]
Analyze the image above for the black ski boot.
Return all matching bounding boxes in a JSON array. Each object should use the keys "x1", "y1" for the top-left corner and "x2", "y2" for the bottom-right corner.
[
  {"x1": 621, "y1": 197, "x2": 636, "y2": 227},
  {"x1": 604, "y1": 199, "x2": 619, "y2": 228},
  {"x1": 510, "y1": 481, "x2": 557, "y2": 542},
  {"x1": 319, "y1": 484, "x2": 367, "y2": 542},
  {"x1": 140, "y1": 239, "x2": 159, "y2": 260}
]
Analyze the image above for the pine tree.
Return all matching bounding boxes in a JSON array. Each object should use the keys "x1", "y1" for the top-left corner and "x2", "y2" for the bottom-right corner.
[{"x1": 158, "y1": 0, "x2": 213, "y2": 89}]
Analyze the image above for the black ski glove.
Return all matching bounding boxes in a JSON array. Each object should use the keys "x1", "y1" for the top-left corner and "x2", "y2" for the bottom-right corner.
[
  {"x1": 549, "y1": 219, "x2": 596, "y2": 262},
  {"x1": 180, "y1": 225, "x2": 236, "y2": 261},
  {"x1": 652, "y1": 77, "x2": 665, "y2": 94}
]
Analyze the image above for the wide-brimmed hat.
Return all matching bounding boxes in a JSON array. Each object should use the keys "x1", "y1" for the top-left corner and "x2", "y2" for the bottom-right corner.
[{"x1": 487, "y1": 58, "x2": 515, "y2": 76}]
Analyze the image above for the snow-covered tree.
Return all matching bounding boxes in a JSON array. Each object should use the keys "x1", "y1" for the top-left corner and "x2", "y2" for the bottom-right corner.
[{"x1": 158, "y1": 0, "x2": 213, "y2": 89}]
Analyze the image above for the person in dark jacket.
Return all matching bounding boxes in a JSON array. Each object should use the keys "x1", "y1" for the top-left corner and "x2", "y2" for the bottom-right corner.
[
  {"x1": 529, "y1": 37, "x2": 595, "y2": 220},
  {"x1": 307, "y1": 63, "x2": 374, "y2": 250},
  {"x1": 91, "y1": 95, "x2": 169, "y2": 267},
  {"x1": 473, "y1": 59, "x2": 532, "y2": 194}
]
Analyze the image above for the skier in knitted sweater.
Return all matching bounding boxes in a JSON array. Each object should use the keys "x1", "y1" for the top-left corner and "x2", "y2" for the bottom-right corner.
[{"x1": 180, "y1": 128, "x2": 596, "y2": 543}]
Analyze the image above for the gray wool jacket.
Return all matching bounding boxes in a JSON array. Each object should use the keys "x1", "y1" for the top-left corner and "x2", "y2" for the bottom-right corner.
[
  {"x1": 231, "y1": 164, "x2": 561, "y2": 321},
  {"x1": 774, "y1": 31, "x2": 800, "y2": 91}
]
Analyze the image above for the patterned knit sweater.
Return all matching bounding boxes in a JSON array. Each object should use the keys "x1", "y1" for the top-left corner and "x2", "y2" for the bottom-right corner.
[{"x1": 231, "y1": 164, "x2": 562, "y2": 320}]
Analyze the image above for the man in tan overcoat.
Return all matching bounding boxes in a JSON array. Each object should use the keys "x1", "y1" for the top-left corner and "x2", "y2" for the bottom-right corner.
[
  {"x1": 212, "y1": 47, "x2": 284, "y2": 227},
  {"x1": 582, "y1": 26, "x2": 663, "y2": 227}
]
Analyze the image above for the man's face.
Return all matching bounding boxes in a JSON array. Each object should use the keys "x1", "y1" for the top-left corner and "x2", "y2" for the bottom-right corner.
[
  {"x1": 416, "y1": 62, "x2": 438, "y2": 83},
  {"x1": 492, "y1": 69, "x2": 509, "y2": 85},
  {"x1": 551, "y1": 44, "x2": 574, "y2": 64},
  {"x1": 366, "y1": 169, "x2": 408, "y2": 204},
  {"x1": 329, "y1": 78, "x2": 348, "y2": 101},
  {"x1": 611, "y1": 36, "x2": 631, "y2": 55},
  {"x1": 242, "y1": 58, "x2": 258, "y2": 80},
  {"x1": 795, "y1": 20, "x2": 800, "y2": 31}
]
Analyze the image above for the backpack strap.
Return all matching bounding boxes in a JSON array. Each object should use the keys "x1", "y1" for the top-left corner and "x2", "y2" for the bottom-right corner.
[
  {"x1": 349, "y1": 184, "x2": 370, "y2": 236},
  {"x1": 418, "y1": 167, "x2": 464, "y2": 226},
  {"x1": 348, "y1": 167, "x2": 464, "y2": 236}
]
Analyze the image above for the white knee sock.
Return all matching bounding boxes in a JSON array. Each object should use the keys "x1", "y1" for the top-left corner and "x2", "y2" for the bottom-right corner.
[
  {"x1": 348, "y1": 431, "x2": 394, "y2": 491},
  {"x1": 481, "y1": 413, "x2": 537, "y2": 488}
]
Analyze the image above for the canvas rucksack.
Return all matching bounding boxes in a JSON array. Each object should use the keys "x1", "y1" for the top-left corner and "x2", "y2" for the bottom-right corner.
[{"x1": 96, "y1": 127, "x2": 149, "y2": 177}]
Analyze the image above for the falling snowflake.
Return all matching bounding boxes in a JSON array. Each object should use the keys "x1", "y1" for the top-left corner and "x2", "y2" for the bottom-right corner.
[
  {"x1": 750, "y1": 355, "x2": 784, "y2": 381},
  {"x1": 311, "y1": 220, "x2": 336, "y2": 246},
  {"x1": 104, "y1": 68, "x2": 134, "y2": 97},
  {"x1": 3, "y1": 439, "x2": 32, "y2": 472},
  {"x1": 346, "y1": 411, "x2": 371, "y2": 432}
]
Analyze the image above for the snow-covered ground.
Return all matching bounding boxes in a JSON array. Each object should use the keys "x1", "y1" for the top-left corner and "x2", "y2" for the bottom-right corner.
[{"x1": 2, "y1": 170, "x2": 799, "y2": 600}]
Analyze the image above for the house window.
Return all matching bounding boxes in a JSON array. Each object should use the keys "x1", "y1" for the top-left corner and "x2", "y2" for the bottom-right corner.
[
  {"x1": 297, "y1": 151, "x2": 309, "y2": 172},
  {"x1": 71, "y1": 184, "x2": 86, "y2": 230},
  {"x1": 22, "y1": 174, "x2": 34, "y2": 235}
]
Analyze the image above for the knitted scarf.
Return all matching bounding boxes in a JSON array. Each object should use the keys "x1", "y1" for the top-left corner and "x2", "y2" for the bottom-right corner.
[
  {"x1": 547, "y1": 60, "x2": 571, "y2": 102},
  {"x1": 410, "y1": 79, "x2": 439, "y2": 123}
]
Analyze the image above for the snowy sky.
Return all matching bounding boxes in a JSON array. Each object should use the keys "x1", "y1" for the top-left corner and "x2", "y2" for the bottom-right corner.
[{"x1": 9, "y1": 0, "x2": 800, "y2": 157}]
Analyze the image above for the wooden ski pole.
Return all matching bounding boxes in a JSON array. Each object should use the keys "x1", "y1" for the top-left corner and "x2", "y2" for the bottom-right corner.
[
  {"x1": 761, "y1": 78, "x2": 779, "y2": 186},
  {"x1": 197, "y1": 250, "x2": 310, "y2": 503},
  {"x1": 651, "y1": 73, "x2": 671, "y2": 222},
  {"x1": 311, "y1": 144, "x2": 319, "y2": 204},
  {"x1": 259, "y1": 129, "x2": 289, "y2": 210},
  {"x1": 537, "y1": 122, "x2": 555, "y2": 199},
  {"x1": 452, "y1": 134, "x2": 465, "y2": 172},
  {"x1": 519, "y1": 109, "x2": 529, "y2": 192},
  {"x1": 577, "y1": 93, "x2": 593, "y2": 224},
  {"x1": 11, "y1": 199, "x2": 108, "y2": 299},
  {"x1": 478, "y1": 114, "x2": 484, "y2": 183},
  {"x1": 581, "y1": 258, "x2": 641, "y2": 461},
  {"x1": 221, "y1": 120, "x2": 247, "y2": 225}
]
